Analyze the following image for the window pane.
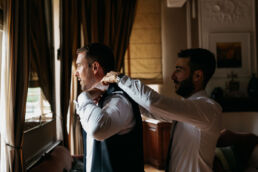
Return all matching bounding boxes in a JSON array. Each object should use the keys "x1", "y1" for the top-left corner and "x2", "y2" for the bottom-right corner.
[
  {"x1": 25, "y1": 87, "x2": 53, "y2": 131},
  {"x1": 26, "y1": 88, "x2": 40, "y2": 120}
]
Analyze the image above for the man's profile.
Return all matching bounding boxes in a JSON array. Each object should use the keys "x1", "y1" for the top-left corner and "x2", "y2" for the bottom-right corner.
[{"x1": 74, "y1": 43, "x2": 144, "y2": 172}]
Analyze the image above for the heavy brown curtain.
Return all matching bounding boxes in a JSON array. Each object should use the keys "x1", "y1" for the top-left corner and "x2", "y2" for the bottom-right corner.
[
  {"x1": 0, "y1": 0, "x2": 29, "y2": 171},
  {"x1": 10, "y1": 0, "x2": 29, "y2": 170},
  {"x1": 30, "y1": 0, "x2": 55, "y2": 112},
  {"x1": 81, "y1": 0, "x2": 137, "y2": 71},
  {"x1": 60, "y1": 0, "x2": 137, "y2": 152},
  {"x1": 68, "y1": 69, "x2": 84, "y2": 155},
  {"x1": 60, "y1": 0, "x2": 81, "y2": 147}
]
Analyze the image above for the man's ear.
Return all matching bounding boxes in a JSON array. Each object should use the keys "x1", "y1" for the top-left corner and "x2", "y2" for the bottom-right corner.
[
  {"x1": 193, "y1": 70, "x2": 203, "y2": 83},
  {"x1": 91, "y1": 61, "x2": 100, "y2": 74},
  {"x1": 91, "y1": 61, "x2": 104, "y2": 79}
]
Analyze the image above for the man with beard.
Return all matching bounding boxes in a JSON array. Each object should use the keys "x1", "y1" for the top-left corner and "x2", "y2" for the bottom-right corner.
[
  {"x1": 101, "y1": 48, "x2": 222, "y2": 172},
  {"x1": 74, "y1": 43, "x2": 144, "y2": 172}
]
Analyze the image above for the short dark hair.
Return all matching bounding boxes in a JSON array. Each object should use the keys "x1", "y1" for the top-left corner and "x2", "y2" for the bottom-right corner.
[
  {"x1": 178, "y1": 48, "x2": 216, "y2": 88},
  {"x1": 77, "y1": 43, "x2": 115, "y2": 74}
]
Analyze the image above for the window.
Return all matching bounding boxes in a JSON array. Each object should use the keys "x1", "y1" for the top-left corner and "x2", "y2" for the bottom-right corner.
[
  {"x1": 124, "y1": 0, "x2": 162, "y2": 84},
  {"x1": 24, "y1": 87, "x2": 53, "y2": 130},
  {"x1": 24, "y1": 70, "x2": 53, "y2": 131}
]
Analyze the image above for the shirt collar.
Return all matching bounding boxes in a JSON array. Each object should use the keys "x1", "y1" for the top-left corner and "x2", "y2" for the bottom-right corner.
[{"x1": 188, "y1": 90, "x2": 208, "y2": 100}]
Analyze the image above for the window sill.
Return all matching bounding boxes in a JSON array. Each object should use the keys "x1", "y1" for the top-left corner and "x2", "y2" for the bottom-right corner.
[
  {"x1": 23, "y1": 119, "x2": 57, "y2": 169},
  {"x1": 24, "y1": 119, "x2": 53, "y2": 132}
]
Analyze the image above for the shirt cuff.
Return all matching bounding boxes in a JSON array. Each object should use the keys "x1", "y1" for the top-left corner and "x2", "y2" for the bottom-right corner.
[
  {"x1": 77, "y1": 92, "x2": 94, "y2": 109},
  {"x1": 116, "y1": 73, "x2": 125, "y2": 83}
]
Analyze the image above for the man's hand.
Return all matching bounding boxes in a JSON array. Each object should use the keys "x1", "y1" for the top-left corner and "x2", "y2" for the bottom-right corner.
[{"x1": 101, "y1": 71, "x2": 120, "y2": 85}]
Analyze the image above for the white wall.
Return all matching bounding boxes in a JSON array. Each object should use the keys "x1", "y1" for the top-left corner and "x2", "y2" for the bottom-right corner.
[
  {"x1": 160, "y1": 0, "x2": 187, "y2": 97},
  {"x1": 198, "y1": 0, "x2": 257, "y2": 96},
  {"x1": 0, "y1": 30, "x2": 2, "y2": 92},
  {"x1": 197, "y1": 0, "x2": 258, "y2": 135},
  {"x1": 0, "y1": 25, "x2": 2, "y2": 165},
  {"x1": 53, "y1": 0, "x2": 62, "y2": 141},
  {"x1": 222, "y1": 112, "x2": 258, "y2": 135}
]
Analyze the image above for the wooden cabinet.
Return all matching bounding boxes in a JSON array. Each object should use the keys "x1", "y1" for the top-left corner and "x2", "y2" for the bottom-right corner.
[{"x1": 142, "y1": 118, "x2": 172, "y2": 169}]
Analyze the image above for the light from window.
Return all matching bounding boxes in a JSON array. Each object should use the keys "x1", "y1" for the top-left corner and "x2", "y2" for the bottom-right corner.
[
  {"x1": 124, "y1": 0, "x2": 162, "y2": 84},
  {"x1": 25, "y1": 87, "x2": 53, "y2": 129},
  {"x1": 147, "y1": 84, "x2": 160, "y2": 93}
]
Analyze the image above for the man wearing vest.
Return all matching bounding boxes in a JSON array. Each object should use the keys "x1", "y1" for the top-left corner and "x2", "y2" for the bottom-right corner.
[
  {"x1": 74, "y1": 43, "x2": 144, "y2": 172},
  {"x1": 102, "y1": 48, "x2": 223, "y2": 172}
]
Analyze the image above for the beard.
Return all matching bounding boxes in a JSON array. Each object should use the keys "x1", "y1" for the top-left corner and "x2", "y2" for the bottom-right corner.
[{"x1": 175, "y1": 76, "x2": 195, "y2": 98}]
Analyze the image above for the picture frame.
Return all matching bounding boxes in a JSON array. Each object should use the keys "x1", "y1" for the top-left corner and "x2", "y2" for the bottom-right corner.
[{"x1": 209, "y1": 33, "x2": 251, "y2": 78}]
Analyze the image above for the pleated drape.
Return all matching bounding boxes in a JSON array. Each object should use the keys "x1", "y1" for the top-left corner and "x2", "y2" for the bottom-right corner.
[
  {"x1": 0, "y1": 0, "x2": 29, "y2": 171},
  {"x1": 60, "y1": 0, "x2": 81, "y2": 147},
  {"x1": 30, "y1": 0, "x2": 55, "y2": 112},
  {"x1": 81, "y1": 0, "x2": 137, "y2": 71}
]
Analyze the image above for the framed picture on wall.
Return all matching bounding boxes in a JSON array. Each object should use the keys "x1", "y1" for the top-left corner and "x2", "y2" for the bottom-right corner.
[{"x1": 209, "y1": 33, "x2": 251, "y2": 78}]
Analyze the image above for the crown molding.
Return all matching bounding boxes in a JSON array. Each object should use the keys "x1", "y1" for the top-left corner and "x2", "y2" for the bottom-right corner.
[{"x1": 167, "y1": 0, "x2": 188, "y2": 8}]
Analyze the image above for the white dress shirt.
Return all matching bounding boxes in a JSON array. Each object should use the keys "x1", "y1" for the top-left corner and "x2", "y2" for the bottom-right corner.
[
  {"x1": 117, "y1": 76, "x2": 222, "y2": 172},
  {"x1": 75, "y1": 91, "x2": 135, "y2": 172}
]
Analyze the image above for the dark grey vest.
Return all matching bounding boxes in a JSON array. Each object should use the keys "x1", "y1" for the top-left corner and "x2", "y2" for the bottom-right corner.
[{"x1": 83, "y1": 84, "x2": 144, "y2": 172}]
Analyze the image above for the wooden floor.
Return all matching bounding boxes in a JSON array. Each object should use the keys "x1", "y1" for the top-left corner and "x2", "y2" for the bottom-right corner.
[{"x1": 144, "y1": 164, "x2": 164, "y2": 172}]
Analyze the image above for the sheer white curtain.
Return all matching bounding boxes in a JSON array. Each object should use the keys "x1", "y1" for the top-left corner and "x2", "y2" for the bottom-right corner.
[
  {"x1": 0, "y1": 0, "x2": 14, "y2": 171},
  {"x1": 0, "y1": 26, "x2": 2, "y2": 169}
]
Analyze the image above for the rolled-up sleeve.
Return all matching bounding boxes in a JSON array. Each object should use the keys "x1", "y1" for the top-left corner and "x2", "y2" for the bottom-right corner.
[{"x1": 118, "y1": 76, "x2": 222, "y2": 129}]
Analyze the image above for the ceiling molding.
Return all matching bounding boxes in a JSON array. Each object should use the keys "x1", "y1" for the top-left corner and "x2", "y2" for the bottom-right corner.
[
  {"x1": 167, "y1": 0, "x2": 188, "y2": 8},
  {"x1": 202, "y1": 0, "x2": 251, "y2": 24}
]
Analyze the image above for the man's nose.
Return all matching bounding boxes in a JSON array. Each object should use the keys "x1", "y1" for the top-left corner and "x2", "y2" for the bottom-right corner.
[{"x1": 74, "y1": 70, "x2": 79, "y2": 77}]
